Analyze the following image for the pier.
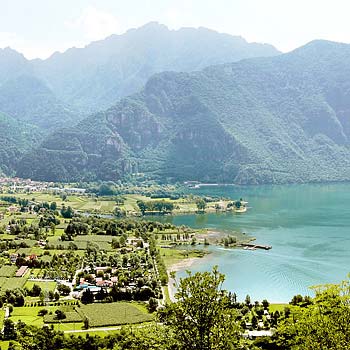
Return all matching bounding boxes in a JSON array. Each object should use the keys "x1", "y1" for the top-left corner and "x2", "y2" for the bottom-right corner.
[{"x1": 239, "y1": 243, "x2": 272, "y2": 250}]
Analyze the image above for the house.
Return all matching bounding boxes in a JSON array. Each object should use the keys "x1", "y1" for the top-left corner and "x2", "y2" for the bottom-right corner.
[
  {"x1": 244, "y1": 330, "x2": 273, "y2": 339},
  {"x1": 10, "y1": 253, "x2": 18, "y2": 263},
  {"x1": 96, "y1": 280, "x2": 113, "y2": 287},
  {"x1": 95, "y1": 266, "x2": 109, "y2": 274},
  {"x1": 26, "y1": 254, "x2": 37, "y2": 261},
  {"x1": 111, "y1": 276, "x2": 118, "y2": 284},
  {"x1": 37, "y1": 240, "x2": 47, "y2": 247},
  {"x1": 7, "y1": 206, "x2": 18, "y2": 213}
]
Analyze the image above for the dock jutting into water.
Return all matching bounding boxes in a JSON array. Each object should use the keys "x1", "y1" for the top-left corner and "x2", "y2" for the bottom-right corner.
[{"x1": 239, "y1": 243, "x2": 272, "y2": 250}]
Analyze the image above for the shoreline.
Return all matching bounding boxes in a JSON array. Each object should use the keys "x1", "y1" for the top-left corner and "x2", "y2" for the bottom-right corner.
[
  {"x1": 164, "y1": 228, "x2": 257, "y2": 302},
  {"x1": 165, "y1": 256, "x2": 290, "y2": 305}
]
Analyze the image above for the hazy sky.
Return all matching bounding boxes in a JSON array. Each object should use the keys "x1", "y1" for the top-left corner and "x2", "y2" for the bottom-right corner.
[{"x1": 1, "y1": 0, "x2": 349, "y2": 59}]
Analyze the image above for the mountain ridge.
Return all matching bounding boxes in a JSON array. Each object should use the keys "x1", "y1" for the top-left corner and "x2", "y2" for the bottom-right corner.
[{"x1": 17, "y1": 40, "x2": 350, "y2": 184}]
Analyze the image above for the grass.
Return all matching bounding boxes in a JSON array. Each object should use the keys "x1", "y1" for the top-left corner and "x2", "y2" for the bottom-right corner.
[
  {"x1": 163, "y1": 286, "x2": 171, "y2": 304},
  {"x1": 0, "y1": 265, "x2": 17, "y2": 277},
  {"x1": 0, "y1": 309, "x2": 5, "y2": 329},
  {"x1": 10, "y1": 306, "x2": 49, "y2": 326},
  {"x1": 78, "y1": 302, "x2": 153, "y2": 327},
  {"x1": 52, "y1": 322, "x2": 84, "y2": 332},
  {"x1": 159, "y1": 247, "x2": 208, "y2": 267},
  {"x1": 44, "y1": 311, "x2": 82, "y2": 323},
  {"x1": 16, "y1": 247, "x2": 32, "y2": 255},
  {"x1": 74, "y1": 235, "x2": 115, "y2": 242},
  {"x1": 5, "y1": 192, "x2": 116, "y2": 214},
  {"x1": 269, "y1": 303, "x2": 288, "y2": 313},
  {"x1": 0, "y1": 277, "x2": 28, "y2": 290},
  {"x1": 24, "y1": 280, "x2": 57, "y2": 292},
  {"x1": 0, "y1": 341, "x2": 10, "y2": 350},
  {"x1": 10, "y1": 304, "x2": 79, "y2": 327}
]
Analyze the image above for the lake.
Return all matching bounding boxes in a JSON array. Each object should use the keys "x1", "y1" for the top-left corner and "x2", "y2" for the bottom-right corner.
[{"x1": 156, "y1": 183, "x2": 350, "y2": 302}]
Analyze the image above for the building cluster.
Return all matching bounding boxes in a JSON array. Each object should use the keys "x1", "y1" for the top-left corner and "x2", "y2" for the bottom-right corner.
[{"x1": 0, "y1": 177, "x2": 53, "y2": 192}]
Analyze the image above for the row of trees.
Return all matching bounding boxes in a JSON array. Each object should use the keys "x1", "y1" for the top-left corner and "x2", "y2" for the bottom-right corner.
[{"x1": 137, "y1": 200, "x2": 174, "y2": 215}]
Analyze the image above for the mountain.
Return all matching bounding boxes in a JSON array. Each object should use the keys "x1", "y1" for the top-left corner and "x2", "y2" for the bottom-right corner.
[
  {"x1": 0, "y1": 75, "x2": 80, "y2": 130},
  {"x1": 33, "y1": 22, "x2": 280, "y2": 112},
  {"x1": 0, "y1": 47, "x2": 32, "y2": 82},
  {"x1": 0, "y1": 23, "x2": 279, "y2": 132},
  {"x1": 17, "y1": 40, "x2": 350, "y2": 184},
  {"x1": 0, "y1": 113, "x2": 43, "y2": 175}
]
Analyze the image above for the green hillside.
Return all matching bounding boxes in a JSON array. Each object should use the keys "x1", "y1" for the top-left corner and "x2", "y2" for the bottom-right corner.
[
  {"x1": 0, "y1": 113, "x2": 43, "y2": 175},
  {"x1": 0, "y1": 75, "x2": 81, "y2": 130}
]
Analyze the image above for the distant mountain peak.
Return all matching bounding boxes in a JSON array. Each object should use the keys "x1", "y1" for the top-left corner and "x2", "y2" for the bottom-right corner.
[{"x1": 291, "y1": 39, "x2": 350, "y2": 55}]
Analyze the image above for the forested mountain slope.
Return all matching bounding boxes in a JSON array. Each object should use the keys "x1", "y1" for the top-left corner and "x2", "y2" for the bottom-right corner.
[
  {"x1": 0, "y1": 113, "x2": 43, "y2": 175},
  {"x1": 0, "y1": 75, "x2": 79, "y2": 130},
  {"x1": 17, "y1": 40, "x2": 350, "y2": 184}
]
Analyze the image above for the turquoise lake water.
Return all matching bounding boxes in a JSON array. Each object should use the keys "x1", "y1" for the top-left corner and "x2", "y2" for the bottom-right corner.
[{"x1": 156, "y1": 183, "x2": 350, "y2": 302}]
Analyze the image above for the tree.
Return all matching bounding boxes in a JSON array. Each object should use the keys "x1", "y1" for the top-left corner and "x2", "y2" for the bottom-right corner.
[
  {"x1": 262, "y1": 299, "x2": 270, "y2": 310},
  {"x1": 54, "y1": 291, "x2": 60, "y2": 301},
  {"x1": 3, "y1": 319, "x2": 16, "y2": 340},
  {"x1": 61, "y1": 206, "x2": 74, "y2": 219},
  {"x1": 38, "y1": 309, "x2": 48, "y2": 316},
  {"x1": 57, "y1": 284, "x2": 71, "y2": 296},
  {"x1": 148, "y1": 297, "x2": 158, "y2": 313},
  {"x1": 137, "y1": 200, "x2": 147, "y2": 215},
  {"x1": 29, "y1": 284, "x2": 42, "y2": 297},
  {"x1": 98, "y1": 183, "x2": 114, "y2": 196},
  {"x1": 55, "y1": 309, "x2": 66, "y2": 320},
  {"x1": 195, "y1": 198, "x2": 207, "y2": 212},
  {"x1": 81, "y1": 288, "x2": 94, "y2": 304},
  {"x1": 274, "y1": 280, "x2": 350, "y2": 349},
  {"x1": 161, "y1": 267, "x2": 241, "y2": 350},
  {"x1": 50, "y1": 222, "x2": 56, "y2": 236},
  {"x1": 114, "y1": 206, "x2": 126, "y2": 217},
  {"x1": 48, "y1": 290, "x2": 54, "y2": 301},
  {"x1": 83, "y1": 316, "x2": 89, "y2": 329}
]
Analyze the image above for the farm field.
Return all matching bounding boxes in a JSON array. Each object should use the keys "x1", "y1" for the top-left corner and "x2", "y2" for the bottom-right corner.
[
  {"x1": 0, "y1": 277, "x2": 28, "y2": 290},
  {"x1": 269, "y1": 303, "x2": 288, "y2": 313},
  {"x1": 10, "y1": 306, "x2": 49, "y2": 326},
  {"x1": 0, "y1": 265, "x2": 17, "y2": 277},
  {"x1": 9, "y1": 302, "x2": 153, "y2": 330},
  {"x1": 7, "y1": 193, "x2": 116, "y2": 214},
  {"x1": 10, "y1": 303, "x2": 80, "y2": 326},
  {"x1": 44, "y1": 311, "x2": 83, "y2": 323},
  {"x1": 78, "y1": 302, "x2": 153, "y2": 327},
  {"x1": 24, "y1": 280, "x2": 57, "y2": 292}
]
